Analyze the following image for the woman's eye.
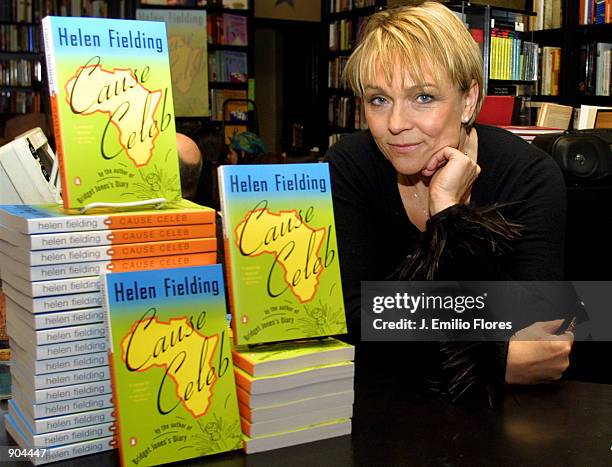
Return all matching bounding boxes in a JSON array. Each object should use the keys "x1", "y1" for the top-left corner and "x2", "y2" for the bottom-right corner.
[
  {"x1": 368, "y1": 96, "x2": 388, "y2": 106},
  {"x1": 416, "y1": 94, "x2": 434, "y2": 104}
]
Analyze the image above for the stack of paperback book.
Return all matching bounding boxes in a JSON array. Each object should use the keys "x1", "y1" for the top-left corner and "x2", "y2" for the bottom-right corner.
[
  {"x1": 0, "y1": 201, "x2": 216, "y2": 464},
  {"x1": 233, "y1": 338, "x2": 355, "y2": 454},
  {"x1": 218, "y1": 163, "x2": 354, "y2": 453}
]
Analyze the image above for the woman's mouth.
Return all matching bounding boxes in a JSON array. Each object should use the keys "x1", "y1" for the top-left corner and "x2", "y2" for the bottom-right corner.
[{"x1": 388, "y1": 142, "x2": 422, "y2": 154}]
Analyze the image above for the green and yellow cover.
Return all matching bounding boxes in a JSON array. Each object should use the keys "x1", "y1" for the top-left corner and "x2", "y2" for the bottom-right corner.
[
  {"x1": 42, "y1": 16, "x2": 181, "y2": 209},
  {"x1": 102, "y1": 265, "x2": 241, "y2": 466},
  {"x1": 218, "y1": 163, "x2": 347, "y2": 345}
]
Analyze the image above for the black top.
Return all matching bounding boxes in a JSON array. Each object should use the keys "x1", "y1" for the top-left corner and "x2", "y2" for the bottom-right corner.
[{"x1": 325, "y1": 124, "x2": 567, "y2": 334}]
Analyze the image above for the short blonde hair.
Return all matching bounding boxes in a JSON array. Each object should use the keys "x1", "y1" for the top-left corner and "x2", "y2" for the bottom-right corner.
[{"x1": 344, "y1": 1, "x2": 484, "y2": 126}]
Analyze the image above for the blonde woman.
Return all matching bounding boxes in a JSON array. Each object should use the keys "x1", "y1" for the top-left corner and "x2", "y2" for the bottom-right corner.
[{"x1": 326, "y1": 2, "x2": 576, "y2": 402}]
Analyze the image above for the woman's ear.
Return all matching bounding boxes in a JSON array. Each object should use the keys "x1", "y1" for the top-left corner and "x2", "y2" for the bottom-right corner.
[{"x1": 462, "y1": 79, "x2": 479, "y2": 122}]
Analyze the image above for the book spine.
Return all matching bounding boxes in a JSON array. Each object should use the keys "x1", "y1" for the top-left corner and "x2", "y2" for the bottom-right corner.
[
  {"x1": 217, "y1": 167, "x2": 240, "y2": 343},
  {"x1": 4, "y1": 417, "x2": 113, "y2": 466},
  {"x1": 4, "y1": 283, "x2": 102, "y2": 313},
  {"x1": 25, "y1": 223, "x2": 216, "y2": 250},
  {"x1": 108, "y1": 251, "x2": 217, "y2": 273},
  {"x1": 31, "y1": 350, "x2": 109, "y2": 375},
  {"x1": 17, "y1": 374, "x2": 112, "y2": 404},
  {"x1": 20, "y1": 364, "x2": 110, "y2": 390},
  {"x1": 6, "y1": 296, "x2": 104, "y2": 330},
  {"x1": 10, "y1": 237, "x2": 216, "y2": 266},
  {"x1": 32, "y1": 392, "x2": 114, "y2": 420},
  {"x1": 10, "y1": 397, "x2": 114, "y2": 434},
  {"x1": 32, "y1": 421, "x2": 114, "y2": 448},
  {"x1": 13, "y1": 274, "x2": 101, "y2": 298},
  {"x1": 7, "y1": 311, "x2": 105, "y2": 345},
  {"x1": 41, "y1": 17, "x2": 71, "y2": 209},
  {"x1": 11, "y1": 332, "x2": 108, "y2": 361}
]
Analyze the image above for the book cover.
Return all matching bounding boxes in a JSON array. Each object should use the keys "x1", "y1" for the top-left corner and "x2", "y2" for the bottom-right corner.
[
  {"x1": 222, "y1": 14, "x2": 247, "y2": 46},
  {"x1": 232, "y1": 337, "x2": 354, "y2": 376},
  {"x1": 42, "y1": 16, "x2": 181, "y2": 209},
  {"x1": 136, "y1": 9, "x2": 209, "y2": 117},
  {"x1": 223, "y1": 50, "x2": 248, "y2": 83},
  {"x1": 0, "y1": 200, "x2": 215, "y2": 235},
  {"x1": 102, "y1": 265, "x2": 241, "y2": 465},
  {"x1": 218, "y1": 163, "x2": 346, "y2": 345}
]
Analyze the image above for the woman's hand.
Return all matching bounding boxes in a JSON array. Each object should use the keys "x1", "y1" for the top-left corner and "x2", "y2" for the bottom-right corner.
[
  {"x1": 505, "y1": 320, "x2": 574, "y2": 385},
  {"x1": 423, "y1": 147, "x2": 480, "y2": 215}
]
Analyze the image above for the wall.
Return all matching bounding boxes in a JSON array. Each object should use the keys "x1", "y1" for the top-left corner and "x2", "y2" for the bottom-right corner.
[
  {"x1": 255, "y1": 0, "x2": 321, "y2": 22},
  {"x1": 255, "y1": 28, "x2": 283, "y2": 153}
]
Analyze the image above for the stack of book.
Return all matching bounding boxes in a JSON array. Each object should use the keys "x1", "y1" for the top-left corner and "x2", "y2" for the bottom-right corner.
[
  {"x1": 232, "y1": 338, "x2": 355, "y2": 454},
  {"x1": 218, "y1": 163, "x2": 352, "y2": 453},
  {"x1": 0, "y1": 201, "x2": 216, "y2": 464}
]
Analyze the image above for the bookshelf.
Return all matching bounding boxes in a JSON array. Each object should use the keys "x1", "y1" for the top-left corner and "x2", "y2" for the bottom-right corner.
[
  {"x1": 0, "y1": 1, "x2": 127, "y2": 138},
  {"x1": 323, "y1": 0, "x2": 384, "y2": 149},
  {"x1": 135, "y1": 0, "x2": 255, "y2": 143}
]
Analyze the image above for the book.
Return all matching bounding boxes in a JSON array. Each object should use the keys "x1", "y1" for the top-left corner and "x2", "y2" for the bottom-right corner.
[
  {"x1": 0, "y1": 237, "x2": 217, "y2": 266},
  {"x1": 136, "y1": 9, "x2": 209, "y2": 117},
  {"x1": 243, "y1": 418, "x2": 351, "y2": 454},
  {"x1": 101, "y1": 265, "x2": 242, "y2": 465},
  {"x1": 42, "y1": 16, "x2": 182, "y2": 209},
  {"x1": 476, "y1": 95, "x2": 515, "y2": 126},
  {"x1": 0, "y1": 250, "x2": 217, "y2": 282},
  {"x1": 536, "y1": 103, "x2": 573, "y2": 130},
  {"x1": 239, "y1": 390, "x2": 354, "y2": 423},
  {"x1": 576, "y1": 104, "x2": 612, "y2": 129},
  {"x1": 234, "y1": 362, "x2": 354, "y2": 394},
  {"x1": 3, "y1": 271, "x2": 101, "y2": 297},
  {"x1": 11, "y1": 401, "x2": 114, "y2": 435},
  {"x1": 223, "y1": 50, "x2": 248, "y2": 83},
  {"x1": 236, "y1": 377, "x2": 354, "y2": 408},
  {"x1": 3, "y1": 282, "x2": 102, "y2": 313},
  {"x1": 241, "y1": 404, "x2": 352, "y2": 438},
  {"x1": 218, "y1": 163, "x2": 347, "y2": 345},
  {"x1": 594, "y1": 109, "x2": 612, "y2": 128},
  {"x1": 223, "y1": 14, "x2": 248, "y2": 46},
  {"x1": 10, "y1": 341, "x2": 108, "y2": 375},
  {"x1": 12, "y1": 362, "x2": 110, "y2": 390},
  {"x1": 5, "y1": 412, "x2": 114, "y2": 465},
  {"x1": 5, "y1": 299, "x2": 104, "y2": 330},
  {"x1": 0, "y1": 223, "x2": 216, "y2": 251},
  {"x1": 232, "y1": 337, "x2": 354, "y2": 376},
  {"x1": 0, "y1": 200, "x2": 215, "y2": 235}
]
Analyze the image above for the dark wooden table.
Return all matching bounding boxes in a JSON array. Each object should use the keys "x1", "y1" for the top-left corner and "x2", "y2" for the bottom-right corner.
[{"x1": 1, "y1": 379, "x2": 611, "y2": 466}]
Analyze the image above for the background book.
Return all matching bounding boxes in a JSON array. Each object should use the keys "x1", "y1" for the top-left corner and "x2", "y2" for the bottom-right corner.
[
  {"x1": 218, "y1": 163, "x2": 347, "y2": 345},
  {"x1": 536, "y1": 103, "x2": 573, "y2": 129},
  {"x1": 42, "y1": 16, "x2": 181, "y2": 209},
  {"x1": 136, "y1": 9, "x2": 209, "y2": 117}
]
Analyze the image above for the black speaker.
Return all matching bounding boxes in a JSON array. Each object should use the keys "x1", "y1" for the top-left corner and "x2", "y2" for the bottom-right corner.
[{"x1": 532, "y1": 129, "x2": 612, "y2": 184}]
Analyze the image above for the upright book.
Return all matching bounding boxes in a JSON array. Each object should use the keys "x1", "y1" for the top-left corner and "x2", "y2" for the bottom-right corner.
[
  {"x1": 101, "y1": 265, "x2": 241, "y2": 466},
  {"x1": 42, "y1": 16, "x2": 182, "y2": 209},
  {"x1": 218, "y1": 163, "x2": 347, "y2": 345}
]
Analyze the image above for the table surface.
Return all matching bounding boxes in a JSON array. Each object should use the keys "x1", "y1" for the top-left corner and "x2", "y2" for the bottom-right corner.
[{"x1": 1, "y1": 378, "x2": 611, "y2": 466}]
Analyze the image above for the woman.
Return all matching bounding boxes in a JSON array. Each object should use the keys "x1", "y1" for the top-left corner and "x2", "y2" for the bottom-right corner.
[{"x1": 325, "y1": 2, "x2": 575, "y2": 402}]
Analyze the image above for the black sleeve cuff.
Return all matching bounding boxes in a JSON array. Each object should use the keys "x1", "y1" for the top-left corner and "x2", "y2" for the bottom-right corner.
[{"x1": 399, "y1": 202, "x2": 524, "y2": 280}]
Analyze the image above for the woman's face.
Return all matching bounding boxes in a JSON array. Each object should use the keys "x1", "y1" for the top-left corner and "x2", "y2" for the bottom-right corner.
[{"x1": 364, "y1": 62, "x2": 477, "y2": 176}]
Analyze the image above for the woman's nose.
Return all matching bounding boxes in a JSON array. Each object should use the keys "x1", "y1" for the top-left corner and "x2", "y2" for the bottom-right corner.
[{"x1": 388, "y1": 104, "x2": 414, "y2": 135}]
